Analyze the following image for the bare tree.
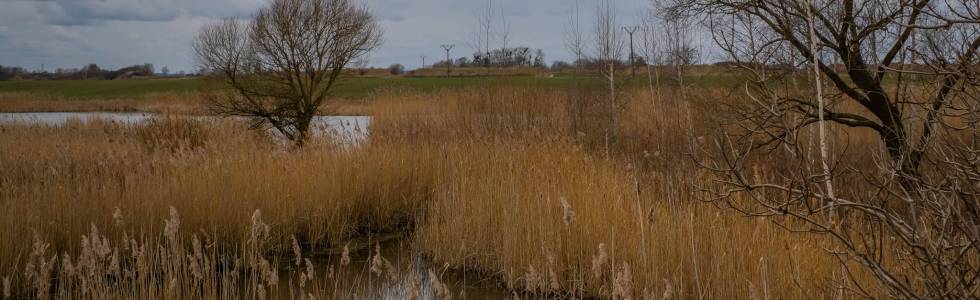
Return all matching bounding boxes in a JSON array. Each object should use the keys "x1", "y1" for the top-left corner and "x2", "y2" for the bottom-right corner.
[
  {"x1": 804, "y1": 0, "x2": 836, "y2": 212},
  {"x1": 593, "y1": 0, "x2": 626, "y2": 159},
  {"x1": 670, "y1": 0, "x2": 980, "y2": 297},
  {"x1": 659, "y1": 2, "x2": 700, "y2": 154},
  {"x1": 564, "y1": 0, "x2": 587, "y2": 68},
  {"x1": 661, "y1": 7, "x2": 698, "y2": 77},
  {"x1": 639, "y1": 9, "x2": 664, "y2": 102},
  {"x1": 593, "y1": 0, "x2": 625, "y2": 64},
  {"x1": 467, "y1": 0, "x2": 511, "y2": 72},
  {"x1": 193, "y1": 0, "x2": 382, "y2": 147}
]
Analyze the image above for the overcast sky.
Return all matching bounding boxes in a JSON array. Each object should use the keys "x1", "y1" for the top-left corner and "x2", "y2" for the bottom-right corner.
[{"x1": 0, "y1": 0, "x2": 668, "y2": 73}]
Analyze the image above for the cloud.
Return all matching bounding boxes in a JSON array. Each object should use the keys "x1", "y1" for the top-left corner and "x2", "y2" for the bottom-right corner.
[
  {"x1": 18, "y1": 0, "x2": 263, "y2": 25},
  {"x1": 0, "y1": 0, "x2": 679, "y2": 72},
  {"x1": 39, "y1": 1, "x2": 178, "y2": 25}
]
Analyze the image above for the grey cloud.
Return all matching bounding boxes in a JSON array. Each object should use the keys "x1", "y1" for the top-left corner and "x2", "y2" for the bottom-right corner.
[
  {"x1": 21, "y1": 0, "x2": 262, "y2": 25},
  {"x1": 39, "y1": 1, "x2": 178, "y2": 25},
  {"x1": 1, "y1": 0, "x2": 668, "y2": 72},
  {"x1": 375, "y1": 11, "x2": 405, "y2": 22}
]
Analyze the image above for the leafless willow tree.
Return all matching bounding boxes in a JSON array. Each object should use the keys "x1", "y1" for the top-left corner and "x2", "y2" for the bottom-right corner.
[
  {"x1": 193, "y1": 0, "x2": 382, "y2": 147},
  {"x1": 669, "y1": 0, "x2": 979, "y2": 297}
]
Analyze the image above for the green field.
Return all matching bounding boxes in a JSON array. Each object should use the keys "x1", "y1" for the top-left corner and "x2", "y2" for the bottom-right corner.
[
  {"x1": 0, "y1": 73, "x2": 741, "y2": 100},
  {"x1": 0, "y1": 77, "x2": 576, "y2": 99},
  {"x1": 0, "y1": 78, "x2": 208, "y2": 99}
]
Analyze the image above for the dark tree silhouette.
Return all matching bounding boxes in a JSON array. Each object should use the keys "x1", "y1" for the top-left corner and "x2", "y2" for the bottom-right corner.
[{"x1": 193, "y1": 0, "x2": 382, "y2": 146}]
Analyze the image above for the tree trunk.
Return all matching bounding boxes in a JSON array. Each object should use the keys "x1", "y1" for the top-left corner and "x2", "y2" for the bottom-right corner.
[
  {"x1": 847, "y1": 66, "x2": 920, "y2": 184},
  {"x1": 806, "y1": 0, "x2": 836, "y2": 202},
  {"x1": 293, "y1": 113, "x2": 314, "y2": 148}
]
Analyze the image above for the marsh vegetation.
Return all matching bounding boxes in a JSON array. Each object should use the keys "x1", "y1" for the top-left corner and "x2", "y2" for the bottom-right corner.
[
  {"x1": 0, "y1": 85, "x2": 902, "y2": 298},
  {"x1": 1, "y1": 0, "x2": 978, "y2": 298}
]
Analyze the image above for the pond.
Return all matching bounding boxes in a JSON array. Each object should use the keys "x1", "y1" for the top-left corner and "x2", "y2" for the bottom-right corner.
[
  {"x1": 0, "y1": 112, "x2": 371, "y2": 143},
  {"x1": 301, "y1": 235, "x2": 513, "y2": 299}
]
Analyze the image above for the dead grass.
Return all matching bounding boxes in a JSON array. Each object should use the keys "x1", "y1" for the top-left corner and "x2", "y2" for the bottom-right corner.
[
  {"x1": 0, "y1": 85, "x2": 882, "y2": 298},
  {"x1": 0, "y1": 118, "x2": 435, "y2": 272},
  {"x1": 414, "y1": 140, "x2": 842, "y2": 299},
  {"x1": 369, "y1": 86, "x2": 873, "y2": 298}
]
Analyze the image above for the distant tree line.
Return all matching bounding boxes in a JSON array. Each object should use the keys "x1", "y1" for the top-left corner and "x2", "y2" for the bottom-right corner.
[
  {"x1": 430, "y1": 46, "x2": 547, "y2": 69},
  {"x1": 0, "y1": 63, "x2": 164, "y2": 80},
  {"x1": 549, "y1": 57, "x2": 649, "y2": 71},
  {"x1": 0, "y1": 65, "x2": 27, "y2": 80}
]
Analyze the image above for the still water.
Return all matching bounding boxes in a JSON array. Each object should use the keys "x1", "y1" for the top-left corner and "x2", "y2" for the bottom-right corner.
[
  {"x1": 297, "y1": 235, "x2": 513, "y2": 299},
  {"x1": 0, "y1": 112, "x2": 371, "y2": 142}
]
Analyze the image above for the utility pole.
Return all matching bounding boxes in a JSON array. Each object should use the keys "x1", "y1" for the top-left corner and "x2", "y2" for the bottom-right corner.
[
  {"x1": 420, "y1": 56, "x2": 427, "y2": 69},
  {"x1": 623, "y1": 26, "x2": 640, "y2": 77},
  {"x1": 441, "y1": 44, "x2": 455, "y2": 76}
]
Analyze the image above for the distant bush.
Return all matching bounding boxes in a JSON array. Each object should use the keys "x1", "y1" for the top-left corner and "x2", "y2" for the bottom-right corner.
[
  {"x1": 550, "y1": 60, "x2": 572, "y2": 71},
  {"x1": 388, "y1": 64, "x2": 405, "y2": 75}
]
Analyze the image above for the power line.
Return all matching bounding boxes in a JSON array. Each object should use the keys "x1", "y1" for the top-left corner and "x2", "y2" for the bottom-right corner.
[
  {"x1": 623, "y1": 26, "x2": 640, "y2": 77},
  {"x1": 441, "y1": 44, "x2": 455, "y2": 76}
]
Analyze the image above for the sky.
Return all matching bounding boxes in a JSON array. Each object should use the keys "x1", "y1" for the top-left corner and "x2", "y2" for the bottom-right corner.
[{"x1": 0, "y1": 0, "x2": 662, "y2": 73}]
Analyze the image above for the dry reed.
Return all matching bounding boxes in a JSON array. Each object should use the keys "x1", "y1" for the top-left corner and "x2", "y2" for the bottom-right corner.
[{"x1": 0, "y1": 85, "x2": 880, "y2": 298}]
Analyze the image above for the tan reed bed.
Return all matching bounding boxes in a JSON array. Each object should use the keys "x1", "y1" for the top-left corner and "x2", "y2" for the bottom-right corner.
[
  {"x1": 367, "y1": 86, "x2": 874, "y2": 299},
  {"x1": 0, "y1": 85, "x2": 882, "y2": 298}
]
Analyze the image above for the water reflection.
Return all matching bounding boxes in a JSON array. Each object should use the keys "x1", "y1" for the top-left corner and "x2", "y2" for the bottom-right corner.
[
  {"x1": 0, "y1": 112, "x2": 371, "y2": 143},
  {"x1": 294, "y1": 236, "x2": 511, "y2": 299}
]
